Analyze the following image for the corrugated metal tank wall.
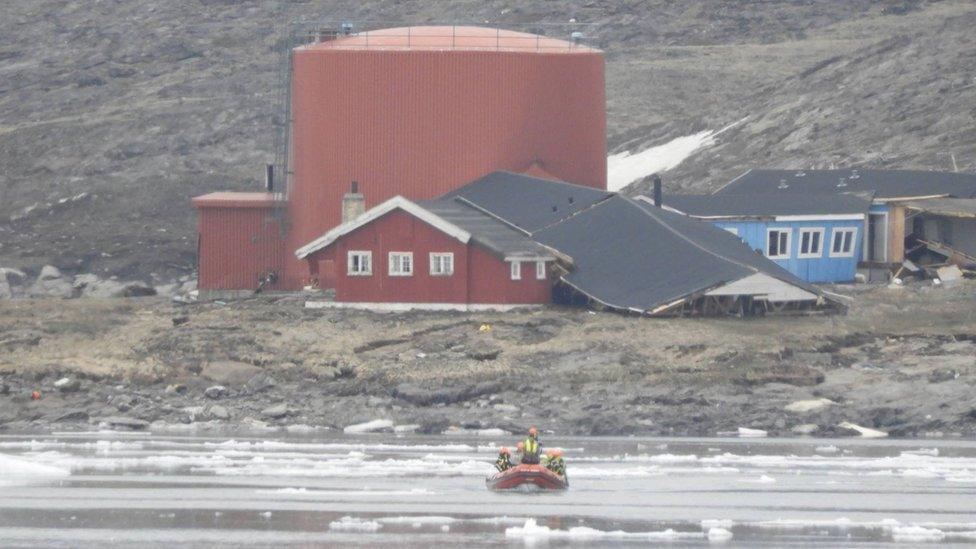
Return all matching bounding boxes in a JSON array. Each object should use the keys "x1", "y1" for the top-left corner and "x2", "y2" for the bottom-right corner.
[{"x1": 282, "y1": 39, "x2": 606, "y2": 287}]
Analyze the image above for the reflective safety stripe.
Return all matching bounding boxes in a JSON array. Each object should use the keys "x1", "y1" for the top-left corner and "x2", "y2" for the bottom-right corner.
[{"x1": 524, "y1": 438, "x2": 538, "y2": 454}]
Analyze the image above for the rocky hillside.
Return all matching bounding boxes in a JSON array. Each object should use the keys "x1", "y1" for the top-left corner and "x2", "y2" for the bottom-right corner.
[{"x1": 0, "y1": 0, "x2": 968, "y2": 282}]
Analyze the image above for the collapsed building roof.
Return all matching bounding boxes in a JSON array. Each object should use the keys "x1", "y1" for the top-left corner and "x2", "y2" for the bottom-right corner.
[
  {"x1": 716, "y1": 169, "x2": 976, "y2": 201},
  {"x1": 449, "y1": 172, "x2": 836, "y2": 314},
  {"x1": 900, "y1": 198, "x2": 976, "y2": 218},
  {"x1": 641, "y1": 192, "x2": 872, "y2": 219},
  {"x1": 446, "y1": 171, "x2": 613, "y2": 233}
]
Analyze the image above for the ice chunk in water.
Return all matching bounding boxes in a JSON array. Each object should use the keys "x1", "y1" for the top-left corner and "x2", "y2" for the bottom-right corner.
[
  {"x1": 737, "y1": 427, "x2": 767, "y2": 438},
  {"x1": 329, "y1": 516, "x2": 381, "y2": 532},
  {"x1": 0, "y1": 454, "x2": 69, "y2": 485},
  {"x1": 891, "y1": 526, "x2": 945, "y2": 542},
  {"x1": 343, "y1": 419, "x2": 394, "y2": 434},
  {"x1": 707, "y1": 527, "x2": 734, "y2": 542},
  {"x1": 505, "y1": 518, "x2": 705, "y2": 541}
]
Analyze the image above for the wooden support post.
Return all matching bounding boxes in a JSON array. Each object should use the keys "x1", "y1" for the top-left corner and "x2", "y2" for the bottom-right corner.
[{"x1": 888, "y1": 205, "x2": 906, "y2": 263}]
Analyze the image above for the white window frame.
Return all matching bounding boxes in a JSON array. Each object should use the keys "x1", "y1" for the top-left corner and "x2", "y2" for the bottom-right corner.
[
  {"x1": 830, "y1": 227, "x2": 858, "y2": 258},
  {"x1": 388, "y1": 252, "x2": 413, "y2": 276},
  {"x1": 535, "y1": 261, "x2": 546, "y2": 280},
  {"x1": 429, "y1": 252, "x2": 454, "y2": 276},
  {"x1": 797, "y1": 227, "x2": 825, "y2": 259},
  {"x1": 766, "y1": 228, "x2": 792, "y2": 260},
  {"x1": 347, "y1": 251, "x2": 372, "y2": 276},
  {"x1": 510, "y1": 260, "x2": 521, "y2": 280}
]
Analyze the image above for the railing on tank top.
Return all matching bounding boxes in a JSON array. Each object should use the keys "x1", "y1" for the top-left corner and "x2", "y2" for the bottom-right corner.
[{"x1": 304, "y1": 26, "x2": 592, "y2": 52}]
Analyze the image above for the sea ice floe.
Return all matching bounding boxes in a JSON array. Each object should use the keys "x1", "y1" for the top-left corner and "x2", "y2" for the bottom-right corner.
[
  {"x1": 707, "y1": 527, "x2": 734, "y2": 542},
  {"x1": 891, "y1": 525, "x2": 945, "y2": 542},
  {"x1": 0, "y1": 454, "x2": 70, "y2": 485},
  {"x1": 737, "y1": 427, "x2": 768, "y2": 438},
  {"x1": 328, "y1": 516, "x2": 381, "y2": 533},
  {"x1": 342, "y1": 419, "x2": 394, "y2": 434},
  {"x1": 505, "y1": 519, "x2": 706, "y2": 541}
]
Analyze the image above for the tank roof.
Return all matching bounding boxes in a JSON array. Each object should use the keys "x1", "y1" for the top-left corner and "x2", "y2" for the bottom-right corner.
[{"x1": 301, "y1": 25, "x2": 599, "y2": 53}]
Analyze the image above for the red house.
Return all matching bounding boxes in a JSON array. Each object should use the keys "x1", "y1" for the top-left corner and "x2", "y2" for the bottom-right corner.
[{"x1": 295, "y1": 196, "x2": 556, "y2": 309}]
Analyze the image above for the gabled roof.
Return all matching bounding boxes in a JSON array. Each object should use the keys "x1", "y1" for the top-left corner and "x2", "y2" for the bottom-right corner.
[
  {"x1": 295, "y1": 196, "x2": 470, "y2": 259},
  {"x1": 640, "y1": 192, "x2": 872, "y2": 219},
  {"x1": 445, "y1": 171, "x2": 613, "y2": 233},
  {"x1": 716, "y1": 169, "x2": 976, "y2": 200},
  {"x1": 295, "y1": 195, "x2": 552, "y2": 261},
  {"x1": 532, "y1": 195, "x2": 824, "y2": 313}
]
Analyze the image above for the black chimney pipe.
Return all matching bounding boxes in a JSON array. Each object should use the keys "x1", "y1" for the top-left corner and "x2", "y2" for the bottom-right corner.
[
  {"x1": 265, "y1": 164, "x2": 274, "y2": 192},
  {"x1": 652, "y1": 174, "x2": 662, "y2": 207},
  {"x1": 350, "y1": 180, "x2": 359, "y2": 194}
]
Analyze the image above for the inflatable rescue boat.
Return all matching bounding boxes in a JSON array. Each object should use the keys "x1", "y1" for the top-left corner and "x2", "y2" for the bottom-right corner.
[{"x1": 486, "y1": 464, "x2": 568, "y2": 491}]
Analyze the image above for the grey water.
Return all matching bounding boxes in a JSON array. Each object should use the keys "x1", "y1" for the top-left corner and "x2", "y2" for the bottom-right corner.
[{"x1": 1, "y1": 431, "x2": 975, "y2": 547}]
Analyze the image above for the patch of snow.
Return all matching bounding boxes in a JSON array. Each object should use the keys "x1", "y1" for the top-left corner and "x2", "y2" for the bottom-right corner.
[
  {"x1": 815, "y1": 445, "x2": 839, "y2": 454},
  {"x1": 838, "y1": 421, "x2": 887, "y2": 438},
  {"x1": 607, "y1": 130, "x2": 716, "y2": 192},
  {"x1": 343, "y1": 419, "x2": 394, "y2": 434},
  {"x1": 737, "y1": 427, "x2": 768, "y2": 438},
  {"x1": 901, "y1": 448, "x2": 939, "y2": 457},
  {"x1": 329, "y1": 516, "x2": 381, "y2": 533}
]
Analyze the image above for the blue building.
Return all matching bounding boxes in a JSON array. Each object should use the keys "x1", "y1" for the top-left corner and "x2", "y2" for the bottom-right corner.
[
  {"x1": 644, "y1": 169, "x2": 976, "y2": 283},
  {"x1": 637, "y1": 193, "x2": 872, "y2": 283}
]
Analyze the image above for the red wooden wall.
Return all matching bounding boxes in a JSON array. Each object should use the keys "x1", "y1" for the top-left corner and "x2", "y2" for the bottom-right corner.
[{"x1": 306, "y1": 209, "x2": 550, "y2": 304}]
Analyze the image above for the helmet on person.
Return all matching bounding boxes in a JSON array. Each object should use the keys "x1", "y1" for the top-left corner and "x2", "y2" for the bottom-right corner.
[
  {"x1": 500, "y1": 447, "x2": 510, "y2": 455},
  {"x1": 552, "y1": 449, "x2": 563, "y2": 458},
  {"x1": 516, "y1": 441, "x2": 524, "y2": 451},
  {"x1": 528, "y1": 426, "x2": 538, "y2": 437}
]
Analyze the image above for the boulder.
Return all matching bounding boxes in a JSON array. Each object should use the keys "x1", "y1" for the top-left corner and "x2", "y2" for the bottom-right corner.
[
  {"x1": 201, "y1": 361, "x2": 263, "y2": 386},
  {"x1": 54, "y1": 410, "x2": 89, "y2": 422},
  {"x1": 28, "y1": 266, "x2": 74, "y2": 298},
  {"x1": 784, "y1": 398, "x2": 835, "y2": 413},
  {"x1": 262, "y1": 403, "x2": 290, "y2": 419},
  {"x1": 54, "y1": 377, "x2": 82, "y2": 393},
  {"x1": 99, "y1": 416, "x2": 150, "y2": 430},
  {"x1": 164, "y1": 383, "x2": 187, "y2": 395},
  {"x1": 245, "y1": 373, "x2": 277, "y2": 394},
  {"x1": 204, "y1": 385, "x2": 227, "y2": 399},
  {"x1": 465, "y1": 342, "x2": 502, "y2": 361},
  {"x1": 209, "y1": 405, "x2": 230, "y2": 420}
]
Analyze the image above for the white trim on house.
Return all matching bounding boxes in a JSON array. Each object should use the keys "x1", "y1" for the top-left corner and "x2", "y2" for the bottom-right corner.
[
  {"x1": 429, "y1": 252, "x2": 454, "y2": 276},
  {"x1": 510, "y1": 260, "x2": 521, "y2": 280},
  {"x1": 388, "y1": 252, "x2": 413, "y2": 276},
  {"x1": 304, "y1": 301, "x2": 544, "y2": 313},
  {"x1": 723, "y1": 227, "x2": 739, "y2": 236},
  {"x1": 797, "y1": 227, "x2": 825, "y2": 259},
  {"x1": 295, "y1": 196, "x2": 472, "y2": 259},
  {"x1": 347, "y1": 250, "x2": 372, "y2": 276},
  {"x1": 829, "y1": 227, "x2": 858, "y2": 258},
  {"x1": 766, "y1": 228, "x2": 792, "y2": 260},
  {"x1": 535, "y1": 260, "x2": 546, "y2": 280}
]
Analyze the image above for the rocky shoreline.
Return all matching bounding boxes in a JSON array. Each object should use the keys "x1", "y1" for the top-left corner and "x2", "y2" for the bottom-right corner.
[{"x1": 2, "y1": 281, "x2": 976, "y2": 438}]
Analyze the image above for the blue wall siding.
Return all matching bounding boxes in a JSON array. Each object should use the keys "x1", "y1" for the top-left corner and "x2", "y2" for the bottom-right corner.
[{"x1": 713, "y1": 220, "x2": 863, "y2": 283}]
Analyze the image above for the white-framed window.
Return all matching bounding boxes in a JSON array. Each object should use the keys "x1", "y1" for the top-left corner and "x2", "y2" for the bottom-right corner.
[
  {"x1": 429, "y1": 253, "x2": 454, "y2": 276},
  {"x1": 797, "y1": 227, "x2": 825, "y2": 259},
  {"x1": 830, "y1": 227, "x2": 858, "y2": 258},
  {"x1": 535, "y1": 261, "x2": 546, "y2": 280},
  {"x1": 510, "y1": 260, "x2": 521, "y2": 280},
  {"x1": 723, "y1": 227, "x2": 739, "y2": 236},
  {"x1": 347, "y1": 251, "x2": 372, "y2": 276},
  {"x1": 766, "y1": 228, "x2": 792, "y2": 260},
  {"x1": 388, "y1": 252, "x2": 413, "y2": 276}
]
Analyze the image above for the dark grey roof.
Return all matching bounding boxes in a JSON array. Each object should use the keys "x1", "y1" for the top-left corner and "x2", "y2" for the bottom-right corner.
[
  {"x1": 532, "y1": 195, "x2": 821, "y2": 312},
  {"x1": 421, "y1": 199, "x2": 553, "y2": 259},
  {"x1": 445, "y1": 171, "x2": 613, "y2": 233},
  {"x1": 901, "y1": 198, "x2": 976, "y2": 218},
  {"x1": 655, "y1": 192, "x2": 872, "y2": 218},
  {"x1": 716, "y1": 169, "x2": 976, "y2": 200}
]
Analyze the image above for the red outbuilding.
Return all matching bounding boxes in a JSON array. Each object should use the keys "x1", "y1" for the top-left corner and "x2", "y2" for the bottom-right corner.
[{"x1": 295, "y1": 195, "x2": 555, "y2": 308}]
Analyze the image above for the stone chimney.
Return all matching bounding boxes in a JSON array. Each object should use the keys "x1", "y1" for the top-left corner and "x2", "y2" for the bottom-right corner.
[{"x1": 342, "y1": 181, "x2": 365, "y2": 223}]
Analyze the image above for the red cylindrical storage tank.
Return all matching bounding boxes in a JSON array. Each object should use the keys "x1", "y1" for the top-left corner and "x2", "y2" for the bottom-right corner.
[{"x1": 283, "y1": 26, "x2": 606, "y2": 287}]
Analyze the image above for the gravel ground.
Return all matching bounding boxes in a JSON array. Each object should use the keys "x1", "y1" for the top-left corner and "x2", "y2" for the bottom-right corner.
[{"x1": 2, "y1": 280, "x2": 975, "y2": 438}]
